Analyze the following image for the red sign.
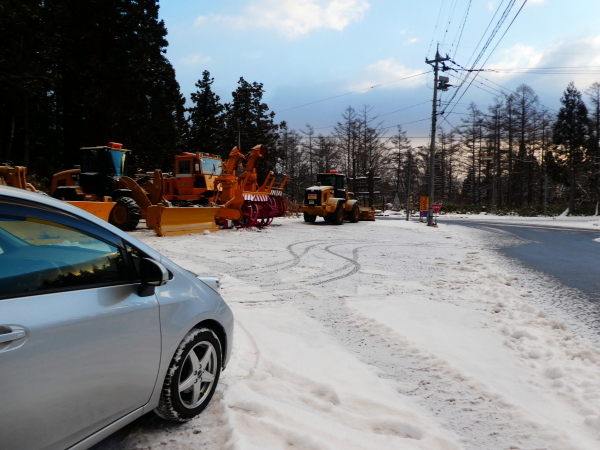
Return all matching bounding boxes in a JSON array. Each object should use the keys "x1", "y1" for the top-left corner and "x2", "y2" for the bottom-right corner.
[{"x1": 431, "y1": 203, "x2": 442, "y2": 214}]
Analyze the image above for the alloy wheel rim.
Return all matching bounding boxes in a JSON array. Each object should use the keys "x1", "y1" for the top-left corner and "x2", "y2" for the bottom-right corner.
[{"x1": 177, "y1": 341, "x2": 217, "y2": 409}]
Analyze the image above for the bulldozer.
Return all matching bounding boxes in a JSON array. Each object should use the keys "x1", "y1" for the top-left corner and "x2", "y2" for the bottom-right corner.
[
  {"x1": 300, "y1": 171, "x2": 375, "y2": 224},
  {"x1": 0, "y1": 164, "x2": 38, "y2": 192}
]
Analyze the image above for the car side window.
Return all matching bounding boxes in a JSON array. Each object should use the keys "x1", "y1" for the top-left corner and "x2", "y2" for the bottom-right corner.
[
  {"x1": 0, "y1": 215, "x2": 134, "y2": 298},
  {"x1": 125, "y1": 244, "x2": 145, "y2": 278}
]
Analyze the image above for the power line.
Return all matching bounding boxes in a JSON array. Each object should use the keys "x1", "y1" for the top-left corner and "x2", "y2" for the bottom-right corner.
[
  {"x1": 441, "y1": 1, "x2": 529, "y2": 119},
  {"x1": 276, "y1": 72, "x2": 430, "y2": 113}
]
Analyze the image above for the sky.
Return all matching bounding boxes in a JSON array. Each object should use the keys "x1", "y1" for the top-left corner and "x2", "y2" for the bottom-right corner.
[{"x1": 158, "y1": 0, "x2": 600, "y2": 146}]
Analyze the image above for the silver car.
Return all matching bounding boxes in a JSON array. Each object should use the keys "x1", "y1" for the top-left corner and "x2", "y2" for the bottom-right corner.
[{"x1": 0, "y1": 185, "x2": 234, "y2": 449}]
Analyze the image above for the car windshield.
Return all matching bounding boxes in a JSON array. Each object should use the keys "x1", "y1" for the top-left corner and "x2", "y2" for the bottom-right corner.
[{"x1": 201, "y1": 157, "x2": 222, "y2": 176}]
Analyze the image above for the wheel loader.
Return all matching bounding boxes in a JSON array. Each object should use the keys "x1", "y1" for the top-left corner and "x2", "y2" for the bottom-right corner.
[
  {"x1": 300, "y1": 171, "x2": 375, "y2": 224},
  {"x1": 51, "y1": 143, "x2": 145, "y2": 230}
]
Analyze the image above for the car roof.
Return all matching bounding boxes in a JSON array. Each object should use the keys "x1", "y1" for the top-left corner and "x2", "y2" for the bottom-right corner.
[{"x1": 0, "y1": 185, "x2": 162, "y2": 260}]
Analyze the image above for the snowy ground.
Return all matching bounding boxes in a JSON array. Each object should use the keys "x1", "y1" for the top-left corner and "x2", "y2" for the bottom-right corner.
[{"x1": 95, "y1": 214, "x2": 600, "y2": 450}]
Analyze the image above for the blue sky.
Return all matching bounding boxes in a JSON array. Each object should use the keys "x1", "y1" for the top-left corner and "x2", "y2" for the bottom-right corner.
[{"x1": 159, "y1": 0, "x2": 600, "y2": 145}]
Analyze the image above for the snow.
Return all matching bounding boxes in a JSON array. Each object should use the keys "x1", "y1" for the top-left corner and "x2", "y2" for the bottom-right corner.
[{"x1": 95, "y1": 215, "x2": 600, "y2": 450}]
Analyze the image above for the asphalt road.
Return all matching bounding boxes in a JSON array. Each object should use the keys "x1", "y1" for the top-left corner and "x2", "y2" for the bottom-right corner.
[{"x1": 443, "y1": 219, "x2": 600, "y2": 304}]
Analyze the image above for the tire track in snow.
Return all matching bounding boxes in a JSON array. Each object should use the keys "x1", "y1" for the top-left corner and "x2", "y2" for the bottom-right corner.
[{"x1": 296, "y1": 297, "x2": 553, "y2": 450}]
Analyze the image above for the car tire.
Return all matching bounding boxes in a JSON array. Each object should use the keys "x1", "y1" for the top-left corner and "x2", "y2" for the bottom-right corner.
[
  {"x1": 155, "y1": 328, "x2": 222, "y2": 422},
  {"x1": 303, "y1": 212, "x2": 317, "y2": 223},
  {"x1": 109, "y1": 197, "x2": 141, "y2": 231},
  {"x1": 349, "y1": 203, "x2": 360, "y2": 223}
]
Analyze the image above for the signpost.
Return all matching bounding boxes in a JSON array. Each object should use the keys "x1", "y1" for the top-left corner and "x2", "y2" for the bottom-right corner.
[
  {"x1": 419, "y1": 196, "x2": 429, "y2": 222},
  {"x1": 431, "y1": 203, "x2": 442, "y2": 225}
]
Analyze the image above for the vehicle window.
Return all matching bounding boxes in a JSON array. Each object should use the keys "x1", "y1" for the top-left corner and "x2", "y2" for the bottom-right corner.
[
  {"x1": 178, "y1": 160, "x2": 191, "y2": 175},
  {"x1": 201, "y1": 157, "x2": 222, "y2": 176},
  {"x1": 0, "y1": 216, "x2": 134, "y2": 298},
  {"x1": 126, "y1": 244, "x2": 145, "y2": 278},
  {"x1": 317, "y1": 174, "x2": 336, "y2": 187}
]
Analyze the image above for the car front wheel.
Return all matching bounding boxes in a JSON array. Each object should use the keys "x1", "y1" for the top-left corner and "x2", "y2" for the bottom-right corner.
[{"x1": 155, "y1": 328, "x2": 222, "y2": 421}]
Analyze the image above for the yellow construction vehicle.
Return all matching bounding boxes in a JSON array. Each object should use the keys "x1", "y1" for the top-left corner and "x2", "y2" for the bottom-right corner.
[
  {"x1": 51, "y1": 143, "x2": 144, "y2": 229},
  {"x1": 300, "y1": 171, "x2": 374, "y2": 224}
]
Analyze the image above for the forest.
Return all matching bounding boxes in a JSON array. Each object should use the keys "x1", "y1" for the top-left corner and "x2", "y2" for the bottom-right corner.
[{"x1": 2, "y1": 1, "x2": 599, "y2": 215}]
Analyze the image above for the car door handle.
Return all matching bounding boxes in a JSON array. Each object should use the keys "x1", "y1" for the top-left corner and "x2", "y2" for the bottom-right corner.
[{"x1": 0, "y1": 329, "x2": 27, "y2": 344}]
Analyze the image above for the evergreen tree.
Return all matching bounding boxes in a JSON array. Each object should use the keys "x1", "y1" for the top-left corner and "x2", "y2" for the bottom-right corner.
[
  {"x1": 586, "y1": 82, "x2": 600, "y2": 203},
  {"x1": 185, "y1": 70, "x2": 225, "y2": 155},
  {"x1": 0, "y1": 0, "x2": 186, "y2": 178},
  {"x1": 553, "y1": 82, "x2": 589, "y2": 214},
  {"x1": 0, "y1": 0, "x2": 53, "y2": 169},
  {"x1": 223, "y1": 77, "x2": 282, "y2": 179}
]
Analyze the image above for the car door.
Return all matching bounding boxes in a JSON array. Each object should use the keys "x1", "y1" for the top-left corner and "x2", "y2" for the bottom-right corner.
[{"x1": 0, "y1": 197, "x2": 161, "y2": 450}]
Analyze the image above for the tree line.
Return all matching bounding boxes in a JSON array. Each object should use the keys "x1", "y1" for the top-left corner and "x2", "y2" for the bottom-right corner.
[
  {"x1": 3, "y1": 2, "x2": 600, "y2": 215},
  {"x1": 0, "y1": 1, "x2": 282, "y2": 182},
  {"x1": 277, "y1": 81, "x2": 600, "y2": 216}
]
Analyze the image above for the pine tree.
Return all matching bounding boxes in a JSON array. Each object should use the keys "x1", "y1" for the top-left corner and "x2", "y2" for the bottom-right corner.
[
  {"x1": 223, "y1": 77, "x2": 282, "y2": 179},
  {"x1": 1, "y1": 0, "x2": 187, "y2": 176},
  {"x1": 185, "y1": 70, "x2": 225, "y2": 155},
  {"x1": 553, "y1": 82, "x2": 589, "y2": 214}
]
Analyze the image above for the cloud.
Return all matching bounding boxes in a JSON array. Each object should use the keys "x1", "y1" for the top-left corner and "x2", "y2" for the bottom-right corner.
[
  {"x1": 403, "y1": 38, "x2": 418, "y2": 46},
  {"x1": 181, "y1": 54, "x2": 212, "y2": 66},
  {"x1": 194, "y1": 16, "x2": 208, "y2": 26},
  {"x1": 350, "y1": 58, "x2": 426, "y2": 92},
  {"x1": 487, "y1": 44, "x2": 544, "y2": 77},
  {"x1": 485, "y1": 36, "x2": 600, "y2": 90},
  {"x1": 197, "y1": 0, "x2": 370, "y2": 39}
]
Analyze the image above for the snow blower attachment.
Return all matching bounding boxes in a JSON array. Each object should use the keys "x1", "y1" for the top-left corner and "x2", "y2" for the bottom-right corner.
[{"x1": 228, "y1": 144, "x2": 288, "y2": 227}]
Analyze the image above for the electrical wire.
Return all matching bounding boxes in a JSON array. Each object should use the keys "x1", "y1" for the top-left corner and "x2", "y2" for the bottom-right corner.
[
  {"x1": 275, "y1": 72, "x2": 430, "y2": 113},
  {"x1": 441, "y1": 1, "x2": 528, "y2": 120}
]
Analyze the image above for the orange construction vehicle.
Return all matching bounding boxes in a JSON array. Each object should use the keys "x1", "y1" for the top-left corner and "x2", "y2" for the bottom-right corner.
[{"x1": 218, "y1": 144, "x2": 288, "y2": 227}]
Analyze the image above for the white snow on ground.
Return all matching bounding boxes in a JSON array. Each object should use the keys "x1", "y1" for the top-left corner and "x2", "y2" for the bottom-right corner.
[{"x1": 95, "y1": 215, "x2": 600, "y2": 450}]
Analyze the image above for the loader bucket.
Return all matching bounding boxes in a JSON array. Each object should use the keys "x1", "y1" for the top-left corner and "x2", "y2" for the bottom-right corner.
[
  {"x1": 66, "y1": 201, "x2": 116, "y2": 222},
  {"x1": 146, "y1": 204, "x2": 220, "y2": 236},
  {"x1": 359, "y1": 206, "x2": 376, "y2": 221}
]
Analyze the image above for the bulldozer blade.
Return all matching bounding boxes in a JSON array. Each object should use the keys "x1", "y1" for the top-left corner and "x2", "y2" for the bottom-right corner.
[
  {"x1": 146, "y1": 204, "x2": 220, "y2": 236},
  {"x1": 359, "y1": 206, "x2": 376, "y2": 221},
  {"x1": 66, "y1": 201, "x2": 116, "y2": 222}
]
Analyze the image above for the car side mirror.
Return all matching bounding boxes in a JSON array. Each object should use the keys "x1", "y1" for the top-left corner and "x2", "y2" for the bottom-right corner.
[{"x1": 139, "y1": 258, "x2": 169, "y2": 297}]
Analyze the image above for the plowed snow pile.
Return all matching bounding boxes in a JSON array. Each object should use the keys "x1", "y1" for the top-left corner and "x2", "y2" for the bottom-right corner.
[{"x1": 95, "y1": 216, "x2": 600, "y2": 450}]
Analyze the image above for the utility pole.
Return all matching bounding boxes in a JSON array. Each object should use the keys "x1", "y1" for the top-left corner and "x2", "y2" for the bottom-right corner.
[
  {"x1": 425, "y1": 48, "x2": 451, "y2": 226},
  {"x1": 406, "y1": 148, "x2": 412, "y2": 221}
]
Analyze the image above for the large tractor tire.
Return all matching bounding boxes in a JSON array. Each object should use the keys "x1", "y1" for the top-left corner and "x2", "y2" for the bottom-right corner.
[
  {"x1": 329, "y1": 203, "x2": 344, "y2": 225},
  {"x1": 303, "y1": 212, "x2": 317, "y2": 223},
  {"x1": 109, "y1": 197, "x2": 141, "y2": 231},
  {"x1": 349, "y1": 203, "x2": 360, "y2": 223}
]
